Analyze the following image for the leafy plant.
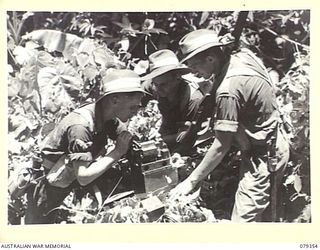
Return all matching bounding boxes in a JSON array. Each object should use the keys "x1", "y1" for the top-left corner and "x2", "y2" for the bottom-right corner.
[{"x1": 7, "y1": 10, "x2": 310, "y2": 224}]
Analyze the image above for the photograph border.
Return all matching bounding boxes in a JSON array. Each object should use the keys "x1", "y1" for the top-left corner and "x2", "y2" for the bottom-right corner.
[{"x1": 1, "y1": 0, "x2": 319, "y2": 244}]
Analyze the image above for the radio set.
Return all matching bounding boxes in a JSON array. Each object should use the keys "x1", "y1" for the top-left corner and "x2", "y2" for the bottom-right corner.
[{"x1": 119, "y1": 138, "x2": 179, "y2": 195}]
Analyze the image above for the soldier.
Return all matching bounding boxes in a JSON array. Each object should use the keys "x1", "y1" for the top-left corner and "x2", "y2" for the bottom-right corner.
[
  {"x1": 170, "y1": 29, "x2": 290, "y2": 222},
  {"x1": 24, "y1": 69, "x2": 146, "y2": 224},
  {"x1": 141, "y1": 49, "x2": 204, "y2": 155}
]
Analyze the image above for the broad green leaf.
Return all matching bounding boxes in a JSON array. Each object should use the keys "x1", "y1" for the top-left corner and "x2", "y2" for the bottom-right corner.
[
  {"x1": 76, "y1": 52, "x2": 90, "y2": 68},
  {"x1": 8, "y1": 77, "x2": 21, "y2": 97},
  {"x1": 18, "y1": 64, "x2": 37, "y2": 97},
  {"x1": 8, "y1": 133, "x2": 22, "y2": 154},
  {"x1": 78, "y1": 38, "x2": 96, "y2": 55},
  {"x1": 8, "y1": 111, "x2": 37, "y2": 139},
  {"x1": 82, "y1": 64, "x2": 99, "y2": 81},
  {"x1": 10, "y1": 49, "x2": 53, "y2": 98},
  {"x1": 76, "y1": 38, "x2": 97, "y2": 66},
  {"x1": 36, "y1": 51, "x2": 55, "y2": 68},
  {"x1": 92, "y1": 48, "x2": 116, "y2": 68},
  {"x1": 56, "y1": 62, "x2": 83, "y2": 93},
  {"x1": 22, "y1": 29, "x2": 83, "y2": 61},
  {"x1": 37, "y1": 63, "x2": 83, "y2": 113},
  {"x1": 13, "y1": 45, "x2": 37, "y2": 65},
  {"x1": 24, "y1": 90, "x2": 41, "y2": 114}
]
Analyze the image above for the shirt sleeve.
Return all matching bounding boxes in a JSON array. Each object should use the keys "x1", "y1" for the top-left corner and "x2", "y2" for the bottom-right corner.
[
  {"x1": 66, "y1": 124, "x2": 94, "y2": 162},
  {"x1": 214, "y1": 95, "x2": 240, "y2": 132},
  {"x1": 185, "y1": 89, "x2": 204, "y2": 120}
]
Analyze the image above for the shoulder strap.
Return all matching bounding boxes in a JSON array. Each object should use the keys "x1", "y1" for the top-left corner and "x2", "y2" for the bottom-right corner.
[
  {"x1": 226, "y1": 49, "x2": 274, "y2": 87},
  {"x1": 226, "y1": 67, "x2": 271, "y2": 84},
  {"x1": 73, "y1": 106, "x2": 95, "y2": 133}
]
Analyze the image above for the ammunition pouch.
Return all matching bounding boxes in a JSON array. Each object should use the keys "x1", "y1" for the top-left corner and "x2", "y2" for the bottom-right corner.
[{"x1": 241, "y1": 123, "x2": 289, "y2": 173}]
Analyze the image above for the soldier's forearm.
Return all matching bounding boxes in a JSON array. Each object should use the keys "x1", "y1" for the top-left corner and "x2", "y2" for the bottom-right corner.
[
  {"x1": 75, "y1": 150, "x2": 122, "y2": 186},
  {"x1": 188, "y1": 131, "x2": 233, "y2": 185}
]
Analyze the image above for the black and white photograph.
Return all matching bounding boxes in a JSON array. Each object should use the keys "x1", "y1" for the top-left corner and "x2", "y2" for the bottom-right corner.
[{"x1": 6, "y1": 10, "x2": 311, "y2": 226}]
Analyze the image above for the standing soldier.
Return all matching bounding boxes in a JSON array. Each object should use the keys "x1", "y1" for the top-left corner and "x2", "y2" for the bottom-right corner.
[
  {"x1": 24, "y1": 69, "x2": 146, "y2": 224},
  {"x1": 141, "y1": 49, "x2": 205, "y2": 155},
  {"x1": 170, "y1": 29, "x2": 290, "y2": 222}
]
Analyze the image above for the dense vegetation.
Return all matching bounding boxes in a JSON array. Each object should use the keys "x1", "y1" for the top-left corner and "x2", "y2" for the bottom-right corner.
[{"x1": 7, "y1": 10, "x2": 310, "y2": 224}]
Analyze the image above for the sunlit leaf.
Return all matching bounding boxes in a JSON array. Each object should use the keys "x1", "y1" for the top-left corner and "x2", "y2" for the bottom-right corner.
[
  {"x1": 37, "y1": 63, "x2": 83, "y2": 113},
  {"x1": 13, "y1": 46, "x2": 37, "y2": 65},
  {"x1": 118, "y1": 37, "x2": 130, "y2": 52},
  {"x1": 284, "y1": 174, "x2": 295, "y2": 186},
  {"x1": 82, "y1": 64, "x2": 99, "y2": 81},
  {"x1": 134, "y1": 60, "x2": 149, "y2": 75},
  {"x1": 77, "y1": 38, "x2": 96, "y2": 55},
  {"x1": 36, "y1": 51, "x2": 55, "y2": 68},
  {"x1": 22, "y1": 29, "x2": 83, "y2": 61},
  {"x1": 199, "y1": 12, "x2": 210, "y2": 26},
  {"x1": 142, "y1": 19, "x2": 155, "y2": 30},
  {"x1": 8, "y1": 133, "x2": 22, "y2": 154},
  {"x1": 8, "y1": 77, "x2": 21, "y2": 97},
  {"x1": 76, "y1": 52, "x2": 90, "y2": 68},
  {"x1": 92, "y1": 47, "x2": 116, "y2": 68},
  {"x1": 294, "y1": 174, "x2": 302, "y2": 193}
]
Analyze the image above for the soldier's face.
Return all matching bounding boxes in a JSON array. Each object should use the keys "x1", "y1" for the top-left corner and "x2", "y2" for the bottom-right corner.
[
  {"x1": 153, "y1": 72, "x2": 179, "y2": 98},
  {"x1": 116, "y1": 93, "x2": 143, "y2": 122},
  {"x1": 186, "y1": 55, "x2": 215, "y2": 80}
]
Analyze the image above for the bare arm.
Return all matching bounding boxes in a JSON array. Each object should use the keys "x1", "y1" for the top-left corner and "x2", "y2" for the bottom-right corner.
[
  {"x1": 188, "y1": 130, "x2": 233, "y2": 184},
  {"x1": 73, "y1": 131, "x2": 132, "y2": 186},
  {"x1": 73, "y1": 149, "x2": 122, "y2": 186},
  {"x1": 170, "y1": 130, "x2": 234, "y2": 196}
]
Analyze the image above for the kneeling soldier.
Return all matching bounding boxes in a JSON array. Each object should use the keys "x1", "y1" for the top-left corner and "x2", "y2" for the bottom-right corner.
[{"x1": 24, "y1": 69, "x2": 146, "y2": 224}]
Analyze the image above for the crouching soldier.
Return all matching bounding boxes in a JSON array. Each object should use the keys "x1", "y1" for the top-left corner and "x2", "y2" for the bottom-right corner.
[
  {"x1": 23, "y1": 69, "x2": 146, "y2": 224},
  {"x1": 141, "y1": 49, "x2": 205, "y2": 155}
]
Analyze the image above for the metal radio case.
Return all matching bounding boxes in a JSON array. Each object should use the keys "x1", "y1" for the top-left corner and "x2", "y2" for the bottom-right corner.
[{"x1": 125, "y1": 139, "x2": 179, "y2": 194}]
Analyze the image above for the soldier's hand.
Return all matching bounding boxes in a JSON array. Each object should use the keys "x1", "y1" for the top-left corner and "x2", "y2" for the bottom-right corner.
[
  {"x1": 168, "y1": 178, "x2": 195, "y2": 200},
  {"x1": 114, "y1": 131, "x2": 133, "y2": 157},
  {"x1": 176, "y1": 121, "x2": 193, "y2": 143}
]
